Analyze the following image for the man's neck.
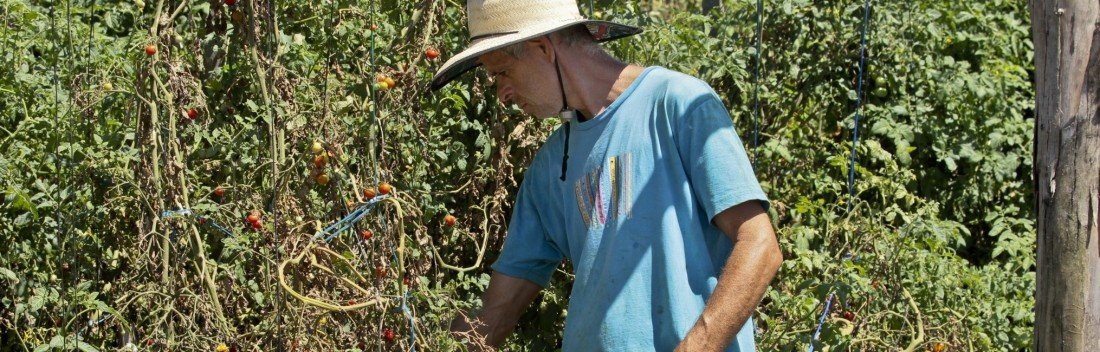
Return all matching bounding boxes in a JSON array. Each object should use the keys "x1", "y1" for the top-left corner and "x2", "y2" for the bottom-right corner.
[{"x1": 561, "y1": 54, "x2": 644, "y2": 119}]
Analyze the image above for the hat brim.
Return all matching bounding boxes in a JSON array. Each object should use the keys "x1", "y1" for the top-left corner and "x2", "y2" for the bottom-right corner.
[{"x1": 429, "y1": 19, "x2": 642, "y2": 91}]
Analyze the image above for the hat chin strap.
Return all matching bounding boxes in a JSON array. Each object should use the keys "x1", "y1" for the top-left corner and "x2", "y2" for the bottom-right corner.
[
  {"x1": 553, "y1": 41, "x2": 584, "y2": 122},
  {"x1": 550, "y1": 37, "x2": 583, "y2": 181}
]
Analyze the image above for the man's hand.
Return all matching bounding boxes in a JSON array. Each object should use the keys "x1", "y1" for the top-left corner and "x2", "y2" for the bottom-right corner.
[
  {"x1": 676, "y1": 201, "x2": 783, "y2": 351},
  {"x1": 450, "y1": 272, "x2": 543, "y2": 351}
]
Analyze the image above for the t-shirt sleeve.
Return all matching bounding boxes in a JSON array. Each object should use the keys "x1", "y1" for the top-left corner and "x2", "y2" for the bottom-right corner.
[
  {"x1": 675, "y1": 94, "x2": 770, "y2": 222},
  {"x1": 490, "y1": 173, "x2": 564, "y2": 288}
]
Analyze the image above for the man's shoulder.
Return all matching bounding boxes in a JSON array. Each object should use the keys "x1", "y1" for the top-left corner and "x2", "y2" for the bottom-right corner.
[
  {"x1": 633, "y1": 66, "x2": 723, "y2": 117},
  {"x1": 637, "y1": 66, "x2": 717, "y2": 99}
]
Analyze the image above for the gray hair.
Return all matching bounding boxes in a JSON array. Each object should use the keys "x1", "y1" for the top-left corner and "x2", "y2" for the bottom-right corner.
[{"x1": 498, "y1": 25, "x2": 604, "y2": 58}]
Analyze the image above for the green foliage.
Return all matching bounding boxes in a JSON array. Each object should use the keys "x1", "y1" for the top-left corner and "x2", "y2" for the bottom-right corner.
[{"x1": 0, "y1": 0, "x2": 1033, "y2": 351}]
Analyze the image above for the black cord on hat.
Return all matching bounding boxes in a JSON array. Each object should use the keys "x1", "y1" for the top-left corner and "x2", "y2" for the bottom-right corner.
[
  {"x1": 550, "y1": 36, "x2": 585, "y2": 181},
  {"x1": 551, "y1": 36, "x2": 584, "y2": 181}
]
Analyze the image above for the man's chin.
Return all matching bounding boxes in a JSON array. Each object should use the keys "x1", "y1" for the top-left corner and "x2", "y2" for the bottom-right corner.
[
  {"x1": 529, "y1": 109, "x2": 557, "y2": 120},
  {"x1": 518, "y1": 106, "x2": 563, "y2": 120}
]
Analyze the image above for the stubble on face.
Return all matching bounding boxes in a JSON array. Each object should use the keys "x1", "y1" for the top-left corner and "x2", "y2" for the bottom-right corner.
[{"x1": 480, "y1": 46, "x2": 560, "y2": 119}]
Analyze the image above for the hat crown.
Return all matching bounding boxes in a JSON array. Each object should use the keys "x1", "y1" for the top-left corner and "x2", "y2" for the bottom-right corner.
[{"x1": 468, "y1": 0, "x2": 583, "y2": 38}]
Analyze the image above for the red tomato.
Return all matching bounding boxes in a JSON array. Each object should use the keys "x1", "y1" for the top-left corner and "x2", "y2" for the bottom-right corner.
[{"x1": 382, "y1": 328, "x2": 395, "y2": 342}]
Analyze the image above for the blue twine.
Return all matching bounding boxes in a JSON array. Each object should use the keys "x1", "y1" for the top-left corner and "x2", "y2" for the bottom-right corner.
[
  {"x1": 205, "y1": 219, "x2": 234, "y2": 237},
  {"x1": 808, "y1": 0, "x2": 872, "y2": 348},
  {"x1": 751, "y1": 0, "x2": 762, "y2": 156},
  {"x1": 314, "y1": 194, "x2": 392, "y2": 242},
  {"x1": 807, "y1": 293, "x2": 835, "y2": 352},
  {"x1": 403, "y1": 290, "x2": 416, "y2": 352},
  {"x1": 378, "y1": 217, "x2": 416, "y2": 352},
  {"x1": 160, "y1": 209, "x2": 193, "y2": 218},
  {"x1": 76, "y1": 313, "x2": 113, "y2": 337},
  {"x1": 846, "y1": 0, "x2": 872, "y2": 214},
  {"x1": 360, "y1": 198, "x2": 417, "y2": 352}
]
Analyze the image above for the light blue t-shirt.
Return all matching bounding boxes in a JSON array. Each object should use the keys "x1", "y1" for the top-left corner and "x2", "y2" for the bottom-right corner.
[{"x1": 491, "y1": 66, "x2": 767, "y2": 351}]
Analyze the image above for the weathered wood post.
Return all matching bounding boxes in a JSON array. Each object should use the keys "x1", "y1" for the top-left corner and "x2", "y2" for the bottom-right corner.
[{"x1": 1030, "y1": 0, "x2": 1100, "y2": 350}]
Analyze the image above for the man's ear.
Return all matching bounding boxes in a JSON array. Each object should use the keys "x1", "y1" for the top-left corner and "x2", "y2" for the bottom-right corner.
[{"x1": 528, "y1": 36, "x2": 555, "y2": 63}]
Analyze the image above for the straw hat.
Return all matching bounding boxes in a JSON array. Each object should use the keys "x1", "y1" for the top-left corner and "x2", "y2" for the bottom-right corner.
[{"x1": 429, "y1": 0, "x2": 642, "y2": 91}]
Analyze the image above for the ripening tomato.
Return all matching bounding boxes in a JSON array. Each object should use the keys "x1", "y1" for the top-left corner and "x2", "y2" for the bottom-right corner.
[{"x1": 382, "y1": 328, "x2": 395, "y2": 342}]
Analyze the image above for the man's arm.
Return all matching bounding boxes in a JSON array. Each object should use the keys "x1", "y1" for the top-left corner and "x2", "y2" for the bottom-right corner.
[
  {"x1": 676, "y1": 200, "x2": 783, "y2": 351},
  {"x1": 450, "y1": 271, "x2": 543, "y2": 351}
]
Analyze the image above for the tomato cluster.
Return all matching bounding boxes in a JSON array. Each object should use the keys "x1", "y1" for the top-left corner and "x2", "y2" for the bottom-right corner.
[
  {"x1": 309, "y1": 141, "x2": 331, "y2": 185},
  {"x1": 245, "y1": 210, "x2": 262, "y2": 231},
  {"x1": 375, "y1": 74, "x2": 397, "y2": 91}
]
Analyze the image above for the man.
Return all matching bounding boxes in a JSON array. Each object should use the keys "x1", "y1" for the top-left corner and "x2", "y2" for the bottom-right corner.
[{"x1": 429, "y1": 1, "x2": 782, "y2": 351}]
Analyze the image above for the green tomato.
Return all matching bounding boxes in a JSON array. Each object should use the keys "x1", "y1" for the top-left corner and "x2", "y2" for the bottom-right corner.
[{"x1": 873, "y1": 87, "x2": 888, "y2": 98}]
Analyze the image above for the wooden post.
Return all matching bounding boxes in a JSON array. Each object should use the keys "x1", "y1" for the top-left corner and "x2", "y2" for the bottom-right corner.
[{"x1": 1030, "y1": 0, "x2": 1100, "y2": 350}]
